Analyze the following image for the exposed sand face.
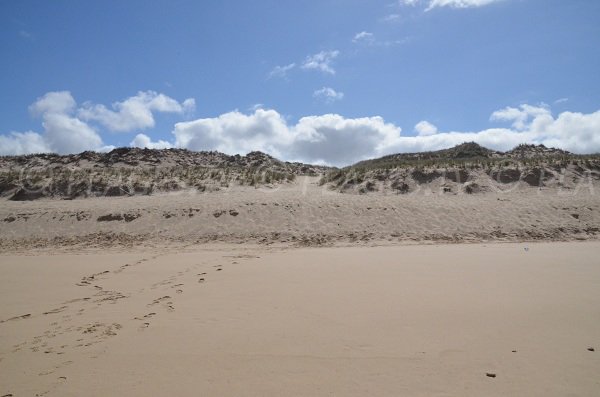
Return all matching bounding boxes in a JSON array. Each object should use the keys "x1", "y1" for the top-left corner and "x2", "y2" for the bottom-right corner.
[
  {"x1": 1, "y1": 242, "x2": 599, "y2": 396},
  {"x1": 1, "y1": 176, "x2": 599, "y2": 250}
]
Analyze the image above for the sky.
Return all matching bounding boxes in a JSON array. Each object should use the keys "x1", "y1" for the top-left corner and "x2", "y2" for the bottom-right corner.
[{"x1": 1, "y1": 0, "x2": 599, "y2": 166}]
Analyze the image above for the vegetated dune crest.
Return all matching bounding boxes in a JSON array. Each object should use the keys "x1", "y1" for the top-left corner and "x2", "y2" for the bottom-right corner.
[{"x1": 0, "y1": 142, "x2": 599, "y2": 200}]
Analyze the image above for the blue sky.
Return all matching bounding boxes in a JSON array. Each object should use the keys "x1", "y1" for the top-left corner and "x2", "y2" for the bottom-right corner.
[{"x1": 1, "y1": 0, "x2": 599, "y2": 165}]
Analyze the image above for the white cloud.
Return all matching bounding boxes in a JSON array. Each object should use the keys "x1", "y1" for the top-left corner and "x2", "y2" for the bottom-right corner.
[
  {"x1": 172, "y1": 110, "x2": 402, "y2": 166},
  {"x1": 0, "y1": 131, "x2": 51, "y2": 156},
  {"x1": 352, "y1": 31, "x2": 408, "y2": 48},
  {"x1": 1, "y1": 90, "x2": 193, "y2": 156},
  {"x1": 313, "y1": 87, "x2": 345, "y2": 103},
  {"x1": 290, "y1": 114, "x2": 402, "y2": 165},
  {"x1": 427, "y1": 0, "x2": 503, "y2": 9},
  {"x1": 173, "y1": 109, "x2": 294, "y2": 159},
  {"x1": 398, "y1": 106, "x2": 600, "y2": 155},
  {"x1": 42, "y1": 113, "x2": 103, "y2": 154},
  {"x1": 182, "y1": 98, "x2": 196, "y2": 113},
  {"x1": 130, "y1": 133, "x2": 173, "y2": 149},
  {"x1": 398, "y1": 0, "x2": 503, "y2": 10},
  {"x1": 554, "y1": 97, "x2": 569, "y2": 105},
  {"x1": 170, "y1": 105, "x2": 600, "y2": 166},
  {"x1": 352, "y1": 31, "x2": 375, "y2": 44},
  {"x1": 23, "y1": 91, "x2": 104, "y2": 154},
  {"x1": 3, "y1": 93, "x2": 600, "y2": 166},
  {"x1": 399, "y1": 0, "x2": 420, "y2": 5},
  {"x1": 415, "y1": 120, "x2": 438, "y2": 136},
  {"x1": 301, "y1": 50, "x2": 340, "y2": 75},
  {"x1": 490, "y1": 104, "x2": 552, "y2": 131},
  {"x1": 268, "y1": 63, "x2": 296, "y2": 79},
  {"x1": 78, "y1": 91, "x2": 195, "y2": 132},
  {"x1": 29, "y1": 91, "x2": 76, "y2": 116}
]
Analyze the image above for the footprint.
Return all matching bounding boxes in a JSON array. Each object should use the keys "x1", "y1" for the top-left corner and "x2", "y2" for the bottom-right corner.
[
  {"x1": 0, "y1": 313, "x2": 31, "y2": 323},
  {"x1": 148, "y1": 296, "x2": 171, "y2": 306},
  {"x1": 134, "y1": 313, "x2": 156, "y2": 320},
  {"x1": 43, "y1": 306, "x2": 68, "y2": 315}
]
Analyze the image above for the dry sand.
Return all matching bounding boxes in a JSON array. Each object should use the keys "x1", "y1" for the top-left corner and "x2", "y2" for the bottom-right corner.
[
  {"x1": 1, "y1": 177, "x2": 599, "y2": 250},
  {"x1": 1, "y1": 242, "x2": 599, "y2": 396}
]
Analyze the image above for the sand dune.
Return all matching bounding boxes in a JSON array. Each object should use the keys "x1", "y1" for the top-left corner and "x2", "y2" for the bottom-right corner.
[{"x1": 1, "y1": 176, "x2": 599, "y2": 251}]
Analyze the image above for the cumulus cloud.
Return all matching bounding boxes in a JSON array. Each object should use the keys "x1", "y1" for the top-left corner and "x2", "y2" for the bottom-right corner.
[
  {"x1": 29, "y1": 91, "x2": 76, "y2": 116},
  {"x1": 42, "y1": 113, "x2": 103, "y2": 154},
  {"x1": 401, "y1": 106, "x2": 600, "y2": 156},
  {"x1": 490, "y1": 104, "x2": 552, "y2": 131},
  {"x1": 170, "y1": 105, "x2": 600, "y2": 166},
  {"x1": 0, "y1": 131, "x2": 51, "y2": 156},
  {"x1": 0, "y1": 90, "x2": 193, "y2": 156},
  {"x1": 3, "y1": 93, "x2": 600, "y2": 166},
  {"x1": 130, "y1": 133, "x2": 173, "y2": 149},
  {"x1": 78, "y1": 91, "x2": 195, "y2": 132},
  {"x1": 173, "y1": 109, "x2": 293, "y2": 159},
  {"x1": 172, "y1": 109, "x2": 402, "y2": 166},
  {"x1": 313, "y1": 87, "x2": 344, "y2": 103},
  {"x1": 301, "y1": 50, "x2": 340, "y2": 75},
  {"x1": 415, "y1": 120, "x2": 438, "y2": 136},
  {"x1": 291, "y1": 115, "x2": 402, "y2": 165},
  {"x1": 16, "y1": 91, "x2": 103, "y2": 155}
]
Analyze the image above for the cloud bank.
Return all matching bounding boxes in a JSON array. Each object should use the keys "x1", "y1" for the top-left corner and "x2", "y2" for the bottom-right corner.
[
  {"x1": 160, "y1": 104, "x2": 600, "y2": 166},
  {"x1": 2, "y1": 91, "x2": 600, "y2": 167}
]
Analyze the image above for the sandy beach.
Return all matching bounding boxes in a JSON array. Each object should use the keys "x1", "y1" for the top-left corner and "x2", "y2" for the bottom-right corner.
[
  {"x1": 1, "y1": 147, "x2": 599, "y2": 397},
  {"x1": 1, "y1": 241, "x2": 599, "y2": 396},
  {"x1": 2, "y1": 0, "x2": 600, "y2": 395}
]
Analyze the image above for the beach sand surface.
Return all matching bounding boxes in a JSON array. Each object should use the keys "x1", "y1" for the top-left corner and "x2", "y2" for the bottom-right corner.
[{"x1": 1, "y1": 242, "x2": 599, "y2": 396}]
